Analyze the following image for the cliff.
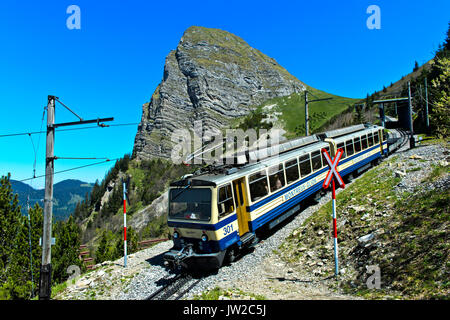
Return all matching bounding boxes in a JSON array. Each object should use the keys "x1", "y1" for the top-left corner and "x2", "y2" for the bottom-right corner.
[{"x1": 133, "y1": 26, "x2": 305, "y2": 160}]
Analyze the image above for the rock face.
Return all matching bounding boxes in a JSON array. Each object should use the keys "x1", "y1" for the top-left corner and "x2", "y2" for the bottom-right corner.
[{"x1": 133, "y1": 26, "x2": 305, "y2": 160}]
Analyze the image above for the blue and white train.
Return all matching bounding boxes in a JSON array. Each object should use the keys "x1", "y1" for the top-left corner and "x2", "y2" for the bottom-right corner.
[{"x1": 163, "y1": 124, "x2": 388, "y2": 270}]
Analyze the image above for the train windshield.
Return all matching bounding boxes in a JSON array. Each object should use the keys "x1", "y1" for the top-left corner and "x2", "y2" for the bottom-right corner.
[{"x1": 169, "y1": 188, "x2": 212, "y2": 221}]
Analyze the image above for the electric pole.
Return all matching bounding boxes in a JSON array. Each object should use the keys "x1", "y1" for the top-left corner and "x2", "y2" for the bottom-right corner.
[
  {"x1": 38, "y1": 95, "x2": 114, "y2": 300},
  {"x1": 303, "y1": 90, "x2": 332, "y2": 136},
  {"x1": 39, "y1": 95, "x2": 55, "y2": 300}
]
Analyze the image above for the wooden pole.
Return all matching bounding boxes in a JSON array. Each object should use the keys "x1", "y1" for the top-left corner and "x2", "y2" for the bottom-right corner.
[{"x1": 39, "y1": 95, "x2": 56, "y2": 300}]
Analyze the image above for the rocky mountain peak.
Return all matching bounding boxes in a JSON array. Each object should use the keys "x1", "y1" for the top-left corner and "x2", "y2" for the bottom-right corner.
[{"x1": 133, "y1": 26, "x2": 305, "y2": 160}]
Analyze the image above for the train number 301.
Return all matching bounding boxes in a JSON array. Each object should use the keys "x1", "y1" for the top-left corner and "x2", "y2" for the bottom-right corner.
[{"x1": 223, "y1": 224, "x2": 234, "y2": 236}]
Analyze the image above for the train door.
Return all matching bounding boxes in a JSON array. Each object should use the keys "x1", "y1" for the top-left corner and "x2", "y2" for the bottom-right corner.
[
  {"x1": 377, "y1": 129, "x2": 383, "y2": 155},
  {"x1": 232, "y1": 177, "x2": 250, "y2": 236}
]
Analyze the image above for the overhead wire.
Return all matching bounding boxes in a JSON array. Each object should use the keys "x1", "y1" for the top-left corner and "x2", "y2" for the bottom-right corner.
[
  {"x1": 18, "y1": 158, "x2": 120, "y2": 183},
  {"x1": 0, "y1": 122, "x2": 140, "y2": 138}
]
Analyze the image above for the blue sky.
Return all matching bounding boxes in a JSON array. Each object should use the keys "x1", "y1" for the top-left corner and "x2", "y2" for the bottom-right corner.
[{"x1": 0, "y1": 0, "x2": 448, "y2": 189}]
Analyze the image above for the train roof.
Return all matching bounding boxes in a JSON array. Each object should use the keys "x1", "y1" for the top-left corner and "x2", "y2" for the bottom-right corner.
[
  {"x1": 333, "y1": 125, "x2": 383, "y2": 143},
  {"x1": 170, "y1": 124, "x2": 384, "y2": 188}
]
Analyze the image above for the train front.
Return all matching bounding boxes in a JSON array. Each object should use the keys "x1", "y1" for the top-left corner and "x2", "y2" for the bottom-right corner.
[{"x1": 163, "y1": 178, "x2": 227, "y2": 271}]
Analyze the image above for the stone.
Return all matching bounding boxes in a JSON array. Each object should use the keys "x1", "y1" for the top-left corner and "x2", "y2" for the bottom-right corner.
[
  {"x1": 313, "y1": 269, "x2": 322, "y2": 275},
  {"x1": 96, "y1": 270, "x2": 106, "y2": 278},
  {"x1": 394, "y1": 170, "x2": 406, "y2": 178},
  {"x1": 357, "y1": 233, "x2": 375, "y2": 246},
  {"x1": 76, "y1": 280, "x2": 91, "y2": 290},
  {"x1": 349, "y1": 205, "x2": 366, "y2": 213},
  {"x1": 439, "y1": 160, "x2": 448, "y2": 167}
]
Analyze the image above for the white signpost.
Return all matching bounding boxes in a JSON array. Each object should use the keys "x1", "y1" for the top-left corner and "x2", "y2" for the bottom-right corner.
[{"x1": 321, "y1": 148, "x2": 345, "y2": 277}]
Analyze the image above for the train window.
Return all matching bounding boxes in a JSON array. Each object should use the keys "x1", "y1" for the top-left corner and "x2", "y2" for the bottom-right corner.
[
  {"x1": 383, "y1": 130, "x2": 387, "y2": 141},
  {"x1": 354, "y1": 137, "x2": 362, "y2": 153},
  {"x1": 285, "y1": 159, "x2": 299, "y2": 184},
  {"x1": 299, "y1": 154, "x2": 312, "y2": 177},
  {"x1": 268, "y1": 164, "x2": 285, "y2": 193},
  {"x1": 374, "y1": 132, "x2": 380, "y2": 144},
  {"x1": 218, "y1": 184, "x2": 234, "y2": 219},
  {"x1": 361, "y1": 135, "x2": 368, "y2": 150},
  {"x1": 346, "y1": 140, "x2": 354, "y2": 156},
  {"x1": 169, "y1": 188, "x2": 211, "y2": 221},
  {"x1": 337, "y1": 143, "x2": 346, "y2": 159},
  {"x1": 367, "y1": 133, "x2": 374, "y2": 147},
  {"x1": 311, "y1": 150, "x2": 322, "y2": 171},
  {"x1": 249, "y1": 170, "x2": 268, "y2": 202}
]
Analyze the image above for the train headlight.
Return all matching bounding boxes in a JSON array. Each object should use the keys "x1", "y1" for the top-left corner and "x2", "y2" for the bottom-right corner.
[
  {"x1": 173, "y1": 231, "x2": 180, "y2": 239},
  {"x1": 201, "y1": 234, "x2": 208, "y2": 242}
]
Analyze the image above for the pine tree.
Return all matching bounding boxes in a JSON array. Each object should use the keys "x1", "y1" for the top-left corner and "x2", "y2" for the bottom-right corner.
[
  {"x1": 51, "y1": 215, "x2": 83, "y2": 285},
  {"x1": 430, "y1": 54, "x2": 450, "y2": 138},
  {"x1": 353, "y1": 104, "x2": 366, "y2": 124},
  {"x1": 0, "y1": 175, "x2": 44, "y2": 299},
  {"x1": 5, "y1": 213, "x2": 34, "y2": 299},
  {"x1": 27, "y1": 203, "x2": 43, "y2": 298},
  {"x1": 95, "y1": 231, "x2": 109, "y2": 263},
  {"x1": 0, "y1": 174, "x2": 24, "y2": 298}
]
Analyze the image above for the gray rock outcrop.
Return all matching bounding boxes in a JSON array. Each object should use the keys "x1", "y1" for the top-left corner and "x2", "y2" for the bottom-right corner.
[{"x1": 133, "y1": 26, "x2": 305, "y2": 160}]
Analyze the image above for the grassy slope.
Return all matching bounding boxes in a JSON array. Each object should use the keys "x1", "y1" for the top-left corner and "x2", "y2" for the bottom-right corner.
[
  {"x1": 279, "y1": 152, "x2": 449, "y2": 299},
  {"x1": 233, "y1": 85, "x2": 360, "y2": 139}
]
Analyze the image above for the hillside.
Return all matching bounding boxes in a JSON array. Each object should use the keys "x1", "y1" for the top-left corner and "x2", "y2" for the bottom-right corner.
[
  {"x1": 278, "y1": 140, "x2": 449, "y2": 299},
  {"x1": 11, "y1": 179, "x2": 93, "y2": 221}
]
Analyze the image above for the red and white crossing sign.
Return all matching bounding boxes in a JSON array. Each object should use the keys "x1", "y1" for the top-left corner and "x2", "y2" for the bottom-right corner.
[
  {"x1": 322, "y1": 148, "x2": 345, "y2": 189},
  {"x1": 321, "y1": 147, "x2": 346, "y2": 277}
]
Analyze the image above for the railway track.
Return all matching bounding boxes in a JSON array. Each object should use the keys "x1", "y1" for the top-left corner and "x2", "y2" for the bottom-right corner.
[
  {"x1": 146, "y1": 272, "x2": 203, "y2": 300},
  {"x1": 388, "y1": 128, "x2": 410, "y2": 152}
]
